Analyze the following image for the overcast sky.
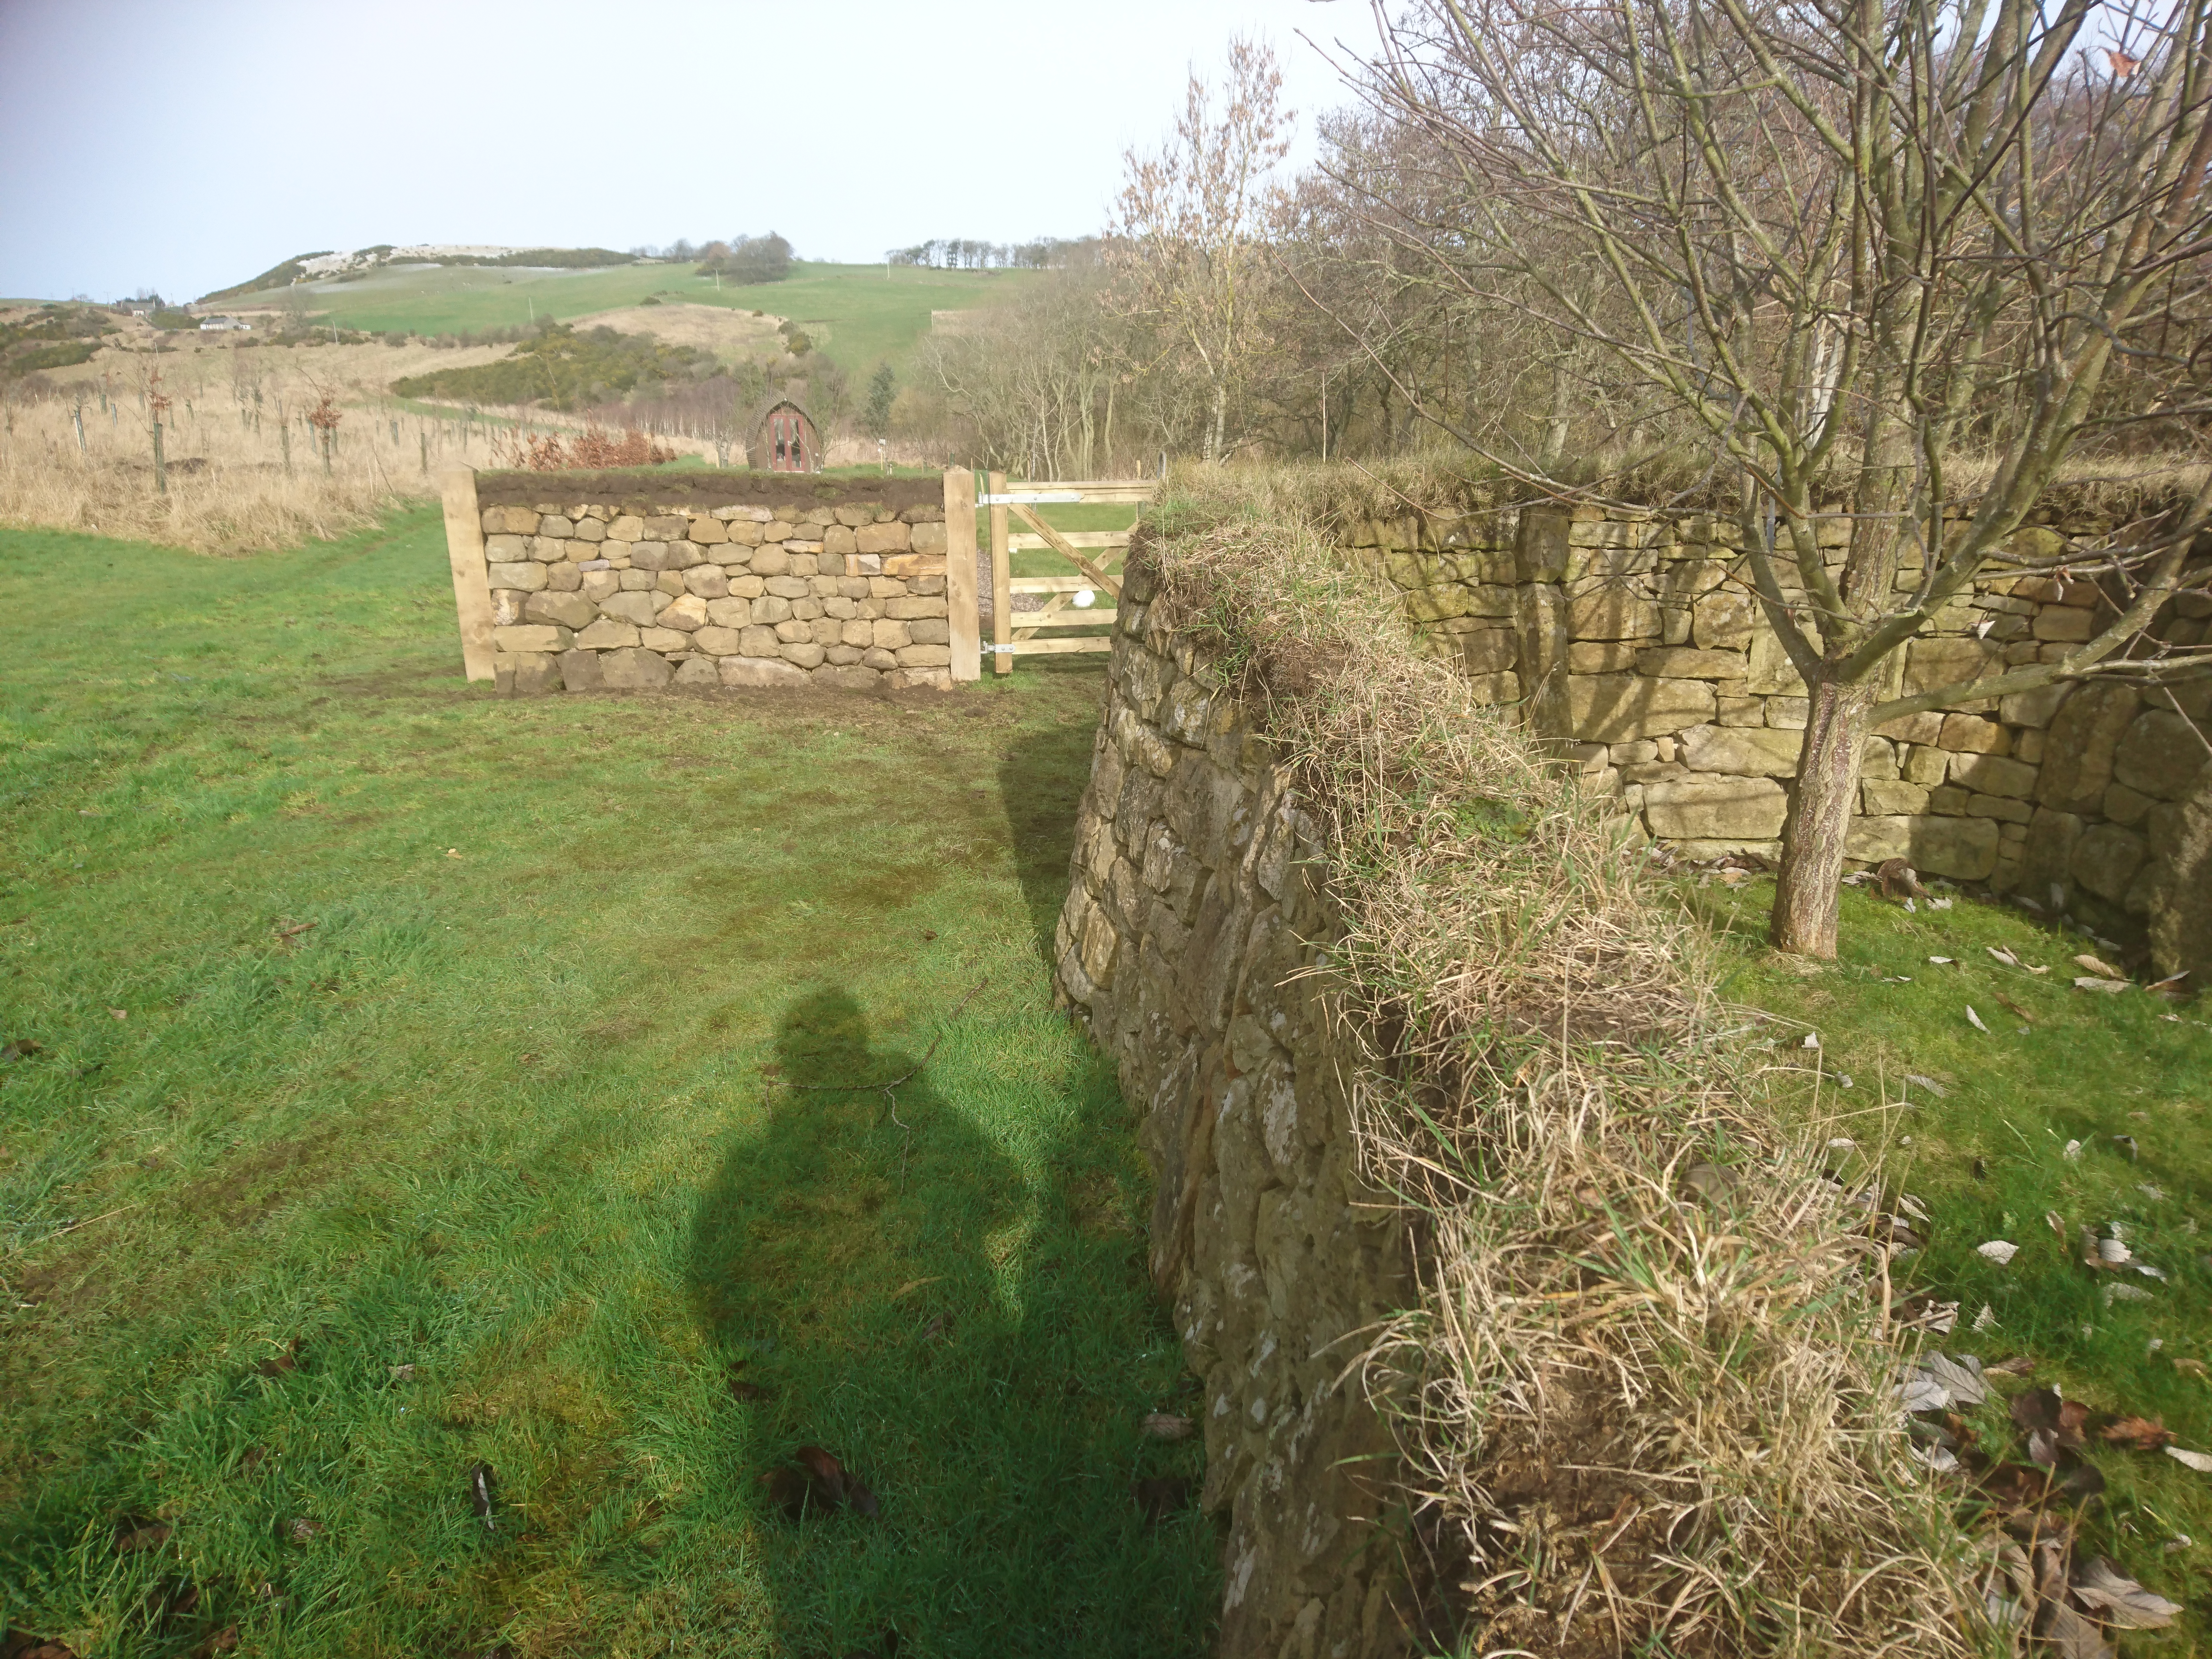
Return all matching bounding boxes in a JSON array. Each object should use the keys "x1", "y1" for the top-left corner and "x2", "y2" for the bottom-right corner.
[{"x1": 0, "y1": 0, "x2": 1363, "y2": 303}]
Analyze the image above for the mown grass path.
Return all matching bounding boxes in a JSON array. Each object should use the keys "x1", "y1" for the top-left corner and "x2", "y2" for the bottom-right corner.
[{"x1": 0, "y1": 511, "x2": 1213, "y2": 1657}]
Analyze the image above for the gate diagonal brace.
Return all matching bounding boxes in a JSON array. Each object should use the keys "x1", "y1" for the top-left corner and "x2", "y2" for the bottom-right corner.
[{"x1": 1007, "y1": 503, "x2": 1122, "y2": 602}]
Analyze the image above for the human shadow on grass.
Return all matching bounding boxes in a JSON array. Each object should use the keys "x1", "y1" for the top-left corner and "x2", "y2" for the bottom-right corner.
[
  {"x1": 687, "y1": 988, "x2": 1213, "y2": 1659},
  {"x1": 997, "y1": 715, "x2": 1104, "y2": 971}
]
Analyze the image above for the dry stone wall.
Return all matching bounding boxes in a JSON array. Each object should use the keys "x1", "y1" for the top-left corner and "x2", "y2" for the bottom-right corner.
[
  {"x1": 1348, "y1": 505, "x2": 2210, "y2": 966},
  {"x1": 476, "y1": 485, "x2": 954, "y2": 695},
  {"x1": 1054, "y1": 560, "x2": 1415, "y2": 1659}
]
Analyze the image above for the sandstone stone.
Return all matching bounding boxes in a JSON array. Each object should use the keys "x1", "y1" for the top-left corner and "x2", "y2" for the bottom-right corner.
[
  {"x1": 656, "y1": 595, "x2": 709, "y2": 632},
  {"x1": 558, "y1": 648, "x2": 602, "y2": 692},
  {"x1": 739, "y1": 625, "x2": 783, "y2": 657},
  {"x1": 1764, "y1": 696, "x2": 1809, "y2": 730},
  {"x1": 490, "y1": 589, "x2": 530, "y2": 627},
  {"x1": 896, "y1": 643, "x2": 953, "y2": 667},
  {"x1": 1948, "y1": 752, "x2": 2036, "y2": 798},
  {"x1": 598, "y1": 646, "x2": 672, "y2": 689},
  {"x1": 2103, "y1": 781, "x2": 2155, "y2": 826},
  {"x1": 656, "y1": 570, "x2": 686, "y2": 597},
  {"x1": 2113, "y1": 709, "x2": 2209, "y2": 801},
  {"x1": 487, "y1": 560, "x2": 546, "y2": 591},
  {"x1": 909, "y1": 521, "x2": 948, "y2": 557},
  {"x1": 2033, "y1": 605, "x2": 2098, "y2": 642},
  {"x1": 598, "y1": 591, "x2": 659, "y2": 627},
  {"x1": 1997, "y1": 680, "x2": 2071, "y2": 729},
  {"x1": 537, "y1": 515, "x2": 574, "y2": 539},
  {"x1": 638, "y1": 628, "x2": 689, "y2": 653},
  {"x1": 1907, "y1": 813, "x2": 2000, "y2": 878},
  {"x1": 692, "y1": 626, "x2": 743, "y2": 656},
  {"x1": 704, "y1": 597, "x2": 751, "y2": 627},
  {"x1": 1691, "y1": 589, "x2": 1760, "y2": 650},
  {"x1": 484, "y1": 533, "x2": 529, "y2": 561},
  {"x1": 1903, "y1": 636, "x2": 2004, "y2": 701},
  {"x1": 2072, "y1": 822, "x2": 2148, "y2": 904},
  {"x1": 573, "y1": 517, "x2": 607, "y2": 543},
  {"x1": 575, "y1": 618, "x2": 639, "y2": 651},
  {"x1": 672, "y1": 656, "x2": 719, "y2": 687},
  {"x1": 545, "y1": 562, "x2": 582, "y2": 593},
  {"x1": 908, "y1": 617, "x2": 951, "y2": 646},
  {"x1": 1569, "y1": 674, "x2": 1717, "y2": 741},
  {"x1": 1863, "y1": 779, "x2": 1930, "y2": 816},
  {"x1": 1901, "y1": 744, "x2": 1948, "y2": 786},
  {"x1": 751, "y1": 545, "x2": 791, "y2": 576},
  {"x1": 502, "y1": 650, "x2": 561, "y2": 695},
  {"x1": 524, "y1": 590, "x2": 597, "y2": 630},
  {"x1": 860, "y1": 646, "x2": 899, "y2": 671},
  {"x1": 684, "y1": 565, "x2": 731, "y2": 599},
  {"x1": 1872, "y1": 709, "x2": 1943, "y2": 745},
  {"x1": 1744, "y1": 627, "x2": 1808, "y2": 695},
  {"x1": 885, "y1": 595, "x2": 949, "y2": 620},
  {"x1": 2036, "y1": 683, "x2": 2140, "y2": 812},
  {"x1": 781, "y1": 642, "x2": 827, "y2": 669},
  {"x1": 752, "y1": 595, "x2": 793, "y2": 626},
  {"x1": 1968, "y1": 793, "x2": 2034, "y2": 823},
  {"x1": 2144, "y1": 772, "x2": 2210, "y2": 984},
  {"x1": 607, "y1": 515, "x2": 644, "y2": 542},
  {"x1": 773, "y1": 619, "x2": 811, "y2": 644},
  {"x1": 1566, "y1": 587, "x2": 1662, "y2": 640},
  {"x1": 1680, "y1": 723, "x2": 1800, "y2": 776},
  {"x1": 823, "y1": 524, "x2": 857, "y2": 557},
  {"x1": 2015, "y1": 806, "x2": 2084, "y2": 904},
  {"x1": 1636, "y1": 646, "x2": 1746, "y2": 680},
  {"x1": 1717, "y1": 694, "x2": 1764, "y2": 726},
  {"x1": 618, "y1": 570, "x2": 655, "y2": 590},
  {"x1": 1457, "y1": 629, "x2": 1517, "y2": 677},
  {"x1": 1938, "y1": 714, "x2": 2008, "y2": 753},
  {"x1": 492, "y1": 623, "x2": 569, "y2": 654},
  {"x1": 1643, "y1": 775, "x2": 1788, "y2": 840},
  {"x1": 1845, "y1": 815, "x2": 1911, "y2": 863},
  {"x1": 1569, "y1": 641, "x2": 1638, "y2": 674},
  {"x1": 688, "y1": 516, "x2": 727, "y2": 545},
  {"x1": 808, "y1": 663, "x2": 876, "y2": 691},
  {"x1": 764, "y1": 575, "x2": 812, "y2": 599}
]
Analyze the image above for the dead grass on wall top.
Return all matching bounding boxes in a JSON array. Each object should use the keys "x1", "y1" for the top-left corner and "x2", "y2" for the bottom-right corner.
[{"x1": 1137, "y1": 464, "x2": 1979, "y2": 1657}]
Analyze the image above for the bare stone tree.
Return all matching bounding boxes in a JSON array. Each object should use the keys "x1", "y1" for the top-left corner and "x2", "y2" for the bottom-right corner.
[{"x1": 1344, "y1": 0, "x2": 2212, "y2": 955}]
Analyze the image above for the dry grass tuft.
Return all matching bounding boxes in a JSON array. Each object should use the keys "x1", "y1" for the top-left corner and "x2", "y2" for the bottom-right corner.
[{"x1": 1137, "y1": 465, "x2": 1978, "y2": 1657}]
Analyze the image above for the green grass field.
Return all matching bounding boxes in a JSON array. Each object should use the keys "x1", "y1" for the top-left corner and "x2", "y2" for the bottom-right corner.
[
  {"x1": 286, "y1": 264, "x2": 1027, "y2": 379},
  {"x1": 1697, "y1": 877, "x2": 2212, "y2": 1642},
  {"x1": 0, "y1": 513, "x2": 1215, "y2": 1658}
]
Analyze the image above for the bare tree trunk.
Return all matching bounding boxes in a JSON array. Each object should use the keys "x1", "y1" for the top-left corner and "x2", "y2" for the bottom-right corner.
[
  {"x1": 1770, "y1": 674, "x2": 1877, "y2": 956},
  {"x1": 1206, "y1": 377, "x2": 1226, "y2": 463}
]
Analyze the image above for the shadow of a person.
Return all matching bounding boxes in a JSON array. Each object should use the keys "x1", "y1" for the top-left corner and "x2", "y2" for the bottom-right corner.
[{"x1": 688, "y1": 988, "x2": 1214, "y2": 1659}]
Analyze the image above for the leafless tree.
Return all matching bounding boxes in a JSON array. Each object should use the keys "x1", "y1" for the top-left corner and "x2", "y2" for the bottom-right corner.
[
  {"x1": 1336, "y1": 0, "x2": 2212, "y2": 955},
  {"x1": 1111, "y1": 36, "x2": 1297, "y2": 463}
]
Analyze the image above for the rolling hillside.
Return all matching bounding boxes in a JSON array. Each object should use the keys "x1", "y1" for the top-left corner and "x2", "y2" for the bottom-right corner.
[{"x1": 251, "y1": 261, "x2": 1029, "y2": 377}]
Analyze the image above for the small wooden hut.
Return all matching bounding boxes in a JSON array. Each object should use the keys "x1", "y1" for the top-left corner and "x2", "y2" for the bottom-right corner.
[{"x1": 746, "y1": 398, "x2": 821, "y2": 472}]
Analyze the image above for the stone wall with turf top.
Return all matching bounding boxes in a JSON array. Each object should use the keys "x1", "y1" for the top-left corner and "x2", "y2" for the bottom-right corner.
[
  {"x1": 441, "y1": 467, "x2": 956, "y2": 695},
  {"x1": 1348, "y1": 502, "x2": 2209, "y2": 969}
]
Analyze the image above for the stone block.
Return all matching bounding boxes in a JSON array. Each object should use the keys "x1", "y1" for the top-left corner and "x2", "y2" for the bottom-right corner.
[
  {"x1": 637, "y1": 627, "x2": 688, "y2": 653},
  {"x1": 599, "y1": 646, "x2": 673, "y2": 689},
  {"x1": 1636, "y1": 646, "x2": 1746, "y2": 680},
  {"x1": 1901, "y1": 744, "x2": 1948, "y2": 786},
  {"x1": 525, "y1": 590, "x2": 596, "y2": 630},
  {"x1": 484, "y1": 533, "x2": 529, "y2": 562},
  {"x1": 1845, "y1": 815, "x2": 1911, "y2": 864},
  {"x1": 1938, "y1": 714, "x2": 2008, "y2": 754},
  {"x1": 882, "y1": 553, "x2": 947, "y2": 579},
  {"x1": 692, "y1": 626, "x2": 743, "y2": 656},
  {"x1": 773, "y1": 618, "x2": 811, "y2": 644},
  {"x1": 1745, "y1": 626, "x2": 1808, "y2": 694},
  {"x1": 764, "y1": 575, "x2": 812, "y2": 599},
  {"x1": 1566, "y1": 587, "x2": 1662, "y2": 640},
  {"x1": 1907, "y1": 814, "x2": 2001, "y2": 879},
  {"x1": 536, "y1": 515, "x2": 573, "y2": 539},
  {"x1": 908, "y1": 617, "x2": 951, "y2": 646},
  {"x1": 527, "y1": 536, "x2": 567, "y2": 563},
  {"x1": 781, "y1": 642, "x2": 827, "y2": 669},
  {"x1": 1457, "y1": 628, "x2": 1517, "y2": 677},
  {"x1": 1765, "y1": 696, "x2": 1809, "y2": 730},
  {"x1": 1873, "y1": 709, "x2": 1943, "y2": 745},
  {"x1": 597, "y1": 591, "x2": 659, "y2": 627},
  {"x1": 751, "y1": 545, "x2": 791, "y2": 577},
  {"x1": 2016, "y1": 806, "x2": 2084, "y2": 904},
  {"x1": 2072, "y1": 822, "x2": 2148, "y2": 903},
  {"x1": 558, "y1": 648, "x2": 602, "y2": 692},
  {"x1": 2033, "y1": 605, "x2": 2098, "y2": 642},
  {"x1": 703, "y1": 597, "x2": 749, "y2": 628},
  {"x1": 885, "y1": 595, "x2": 949, "y2": 620},
  {"x1": 1569, "y1": 674, "x2": 1717, "y2": 741},
  {"x1": 573, "y1": 518, "x2": 607, "y2": 543},
  {"x1": 1681, "y1": 723, "x2": 1800, "y2": 777},
  {"x1": 1968, "y1": 794, "x2": 2035, "y2": 823},
  {"x1": 1643, "y1": 775, "x2": 1789, "y2": 840},
  {"x1": 2036, "y1": 683, "x2": 2140, "y2": 812},
  {"x1": 739, "y1": 625, "x2": 783, "y2": 657},
  {"x1": 813, "y1": 663, "x2": 880, "y2": 691},
  {"x1": 751, "y1": 595, "x2": 794, "y2": 626},
  {"x1": 2103, "y1": 781, "x2": 2155, "y2": 826},
  {"x1": 544, "y1": 562, "x2": 582, "y2": 593},
  {"x1": 688, "y1": 516, "x2": 727, "y2": 545},
  {"x1": 617, "y1": 570, "x2": 655, "y2": 591},
  {"x1": 684, "y1": 565, "x2": 731, "y2": 599},
  {"x1": 896, "y1": 643, "x2": 953, "y2": 667},
  {"x1": 2113, "y1": 709, "x2": 2208, "y2": 801},
  {"x1": 488, "y1": 560, "x2": 547, "y2": 592},
  {"x1": 1949, "y1": 751, "x2": 2037, "y2": 797},
  {"x1": 1569, "y1": 641, "x2": 1638, "y2": 674},
  {"x1": 909, "y1": 521, "x2": 948, "y2": 557},
  {"x1": 2145, "y1": 775, "x2": 2210, "y2": 984},
  {"x1": 1718, "y1": 694, "x2": 1765, "y2": 726},
  {"x1": 1903, "y1": 636, "x2": 2004, "y2": 701},
  {"x1": 1692, "y1": 589, "x2": 1759, "y2": 650},
  {"x1": 607, "y1": 515, "x2": 645, "y2": 542},
  {"x1": 490, "y1": 589, "x2": 529, "y2": 627},
  {"x1": 492, "y1": 624, "x2": 569, "y2": 654},
  {"x1": 575, "y1": 618, "x2": 640, "y2": 651},
  {"x1": 710, "y1": 655, "x2": 800, "y2": 689},
  {"x1": 856, "y1": 521, "x2": 912, "y2": 555},
  {"x1": 499, "y1": 650, "x2": 561, "y2": 695},
  {"x1": 1863, "y1": 779, "x2": 1930, "y2": 816}
]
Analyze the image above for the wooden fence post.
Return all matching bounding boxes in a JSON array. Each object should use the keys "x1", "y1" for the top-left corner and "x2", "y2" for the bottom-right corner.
[
  {"x1": 944, "y1": 468, "x2": 981, "y2": 682},
  {"x1": 988, "y1": 469, "x2": 1011, "y2": 676},
  {"x1": 439, "y1": 464, "x2": 497, "y2": 683}
]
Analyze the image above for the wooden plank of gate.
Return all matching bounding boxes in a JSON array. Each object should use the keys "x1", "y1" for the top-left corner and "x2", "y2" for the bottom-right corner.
[
  {"x1": 438, "y1": 464, "x2": 496, "y2": 682},
  {"x1": 1005, "y1": 531, "x2": 1131, "y2": 550},
  {"x1": 1008, "y1": 502, "x2": 1121, "y2": 601},
  {"x1": 989, "y1": 469, "x2": 1011, "y2": 677},
  {"x1": 944, "y1": 468, "x2": 981, "y2": 682},
  {"x1": 1010, "y1": 636, "x2": 1114, "y2": 656}
]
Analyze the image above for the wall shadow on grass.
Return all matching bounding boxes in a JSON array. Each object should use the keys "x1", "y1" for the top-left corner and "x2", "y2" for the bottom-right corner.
[
  {"x1": 996, "y1": 710, "x2": 1104, "y2": 972},
  {"x1": 687, "y1": 988, "x2": 1213, "y2": 1659}
]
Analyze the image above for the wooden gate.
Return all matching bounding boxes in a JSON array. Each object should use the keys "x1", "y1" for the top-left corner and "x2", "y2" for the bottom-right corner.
[{"x1": 980, "y1": 472, "x2": 1155, "y2": 674}]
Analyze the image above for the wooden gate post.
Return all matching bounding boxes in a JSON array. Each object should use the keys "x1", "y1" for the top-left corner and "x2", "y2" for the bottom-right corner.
[
  {"x1": 439, "y1": 464, "x2": 497, "y2": 682},
  {"x1": 988, "y1": 469, "x2": 1011, "y2": 676},
  {"x1": 944, "y1": 468, "x2": 981, "y2": 682}
]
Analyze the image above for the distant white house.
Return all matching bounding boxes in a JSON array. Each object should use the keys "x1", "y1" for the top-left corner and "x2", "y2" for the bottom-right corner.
[{"x1": 198, "y1": 316, "x2": 252, "y2": 331}]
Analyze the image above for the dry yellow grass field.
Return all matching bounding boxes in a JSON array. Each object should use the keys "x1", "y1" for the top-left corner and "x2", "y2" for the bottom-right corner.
[{"x1": 570, "y1": 300, "x2": 789, "y2": 365}]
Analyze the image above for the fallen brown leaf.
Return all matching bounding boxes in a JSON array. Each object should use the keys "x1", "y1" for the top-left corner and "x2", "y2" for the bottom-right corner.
[
  {"x1": 2010, "y1": 1388, "x2": 2088, "y2": 1449},
  {"x1": 114, "y1": 1520, "x2": 172, "y2": 1553},
  {"x1": 2073, "y1": 953, "x2": 2124, "y2": 980},
  {"x1": 252, "y1": 1339, "x2": 301, "y2": 1378},
  {"x1": 2037, "y1": 1600, "x2": 2116, "y2": 1659},
  {"x1": 2099, "y1": 1416, "x2": 2174, "y2": 1451},
  {"x1": 2071, "y1": 1557, "x2": 2183, "y2": 1627},
  {"x1": 1986, "y1": 1354, "x2": 2037, "y2": 1377},
  {"x1": 1141, "y1": 1412, "x2": 1195, "y2": 1441}
]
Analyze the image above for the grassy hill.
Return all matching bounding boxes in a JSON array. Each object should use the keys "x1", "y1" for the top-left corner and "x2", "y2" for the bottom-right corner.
[{"x1": 271, "y1": 262, "x2": 1029, "y2": 377}]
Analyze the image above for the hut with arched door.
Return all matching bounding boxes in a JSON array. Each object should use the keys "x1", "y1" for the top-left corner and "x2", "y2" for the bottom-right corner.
[{"x1": 746, "y1": 398, "x2": 821, "y2": 472}]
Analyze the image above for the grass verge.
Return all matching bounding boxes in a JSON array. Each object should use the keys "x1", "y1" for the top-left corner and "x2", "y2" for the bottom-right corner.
[
  {"x1": 0, "y1": 511, "x2": 1214, "y2": 1657},
  {"x1": 1697, "y1": 875, "x2": 2212, "y2": 1648}
]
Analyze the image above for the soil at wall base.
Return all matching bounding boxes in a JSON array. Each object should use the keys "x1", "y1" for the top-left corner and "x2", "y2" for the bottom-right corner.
[{"x1": 471, "y1": 468, "x2": 945, "y2": 512}]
